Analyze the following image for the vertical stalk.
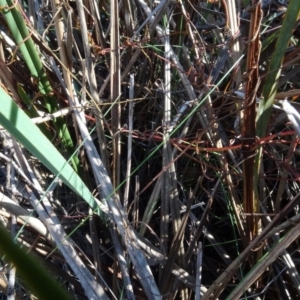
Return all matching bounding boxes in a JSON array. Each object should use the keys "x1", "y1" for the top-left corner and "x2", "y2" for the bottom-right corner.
[
  {"x1": 242, "y1": 0, "x2": 262, "y2": 242},
  {"x1": 110, "y1": 0, "x2": 121, "y2": 190}
]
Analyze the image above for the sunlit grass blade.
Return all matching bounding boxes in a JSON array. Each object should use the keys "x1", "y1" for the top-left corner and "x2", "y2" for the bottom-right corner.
[
  {"x1": 0, "y1": 87, "x2": 99, "y2": 213},
  {"x1": 278, "y1": 99, "x2": 300, "y2": 137},
  {"x1": 0, "y1": 0, "x2": 79, "y2": 171}
]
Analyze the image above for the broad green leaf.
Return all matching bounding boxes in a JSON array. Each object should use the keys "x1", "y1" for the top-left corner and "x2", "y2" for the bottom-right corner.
[
  {"x1": 0, "y1": 224, "x2": 72, "y2": 300},
  {"x1": 0, "y1": 87, "x2": 99, "y2": 213}
]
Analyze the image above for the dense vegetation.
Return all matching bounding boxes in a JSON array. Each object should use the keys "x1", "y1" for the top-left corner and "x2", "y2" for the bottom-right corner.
[{"x1": 0, "y1": 0, "x2": 300, "y2": 299}]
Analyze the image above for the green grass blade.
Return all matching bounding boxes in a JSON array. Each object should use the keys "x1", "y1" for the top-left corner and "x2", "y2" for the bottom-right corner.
[
  {"x1": 0, "y1": 0, "x2": 50, "y2": 95},
  {"x1": 255, "y1": 0, "x2": 300, "y2": 192},
  {"x1": 256, "y1": 0, "x2": 300, "y2": 138},
  {"x1": 0, "y1": 0, "x2": 79, "y2": 171},
  {"x1": 0, "y1": 224, "x2": 72, "y2": 300},
  {"x1": 0, "y1": 87, "x2": 99, "y2": 213}
]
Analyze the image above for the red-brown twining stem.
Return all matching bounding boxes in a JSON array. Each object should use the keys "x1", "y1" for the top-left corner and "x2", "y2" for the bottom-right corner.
[{"x1": 242, "y1": 0, "x2": 262, "y2": 242}]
